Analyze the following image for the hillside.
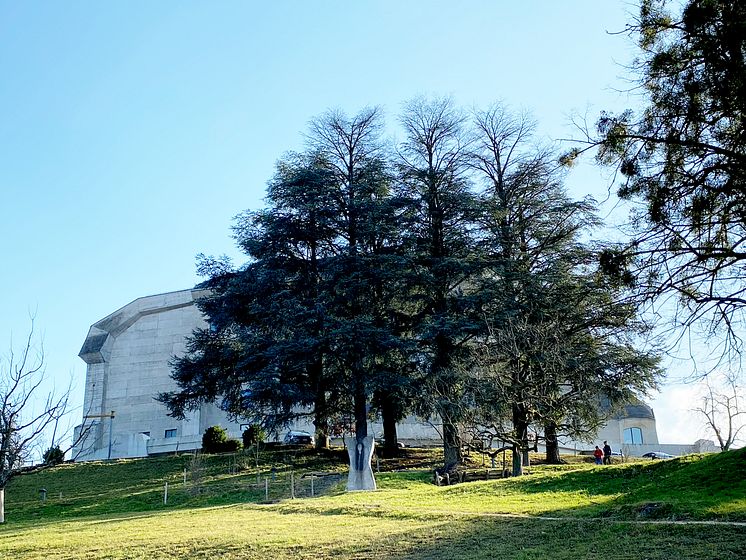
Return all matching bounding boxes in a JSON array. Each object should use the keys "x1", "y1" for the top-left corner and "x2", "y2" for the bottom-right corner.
[{"x1": 1, "y1": 448, "x2": 744, "y2": 559}]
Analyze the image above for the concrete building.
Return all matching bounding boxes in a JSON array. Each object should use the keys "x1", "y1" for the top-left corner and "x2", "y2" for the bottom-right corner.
[
  {"x1": 72, "y1": 289, "x2": 240, "y2": 460},
  {"x1": 72, "y1": 289, "x2": 714, "y2": 460}
]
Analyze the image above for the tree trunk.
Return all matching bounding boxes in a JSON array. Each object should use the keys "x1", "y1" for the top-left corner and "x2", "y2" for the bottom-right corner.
[
  {"x1": 442, "y1": 419, "x2": 462, "y2": 466},
  {"x1": 511, "y1": 444, "x2": 523, "y2": 477},
  {"x1": 314, "y1": 423, "x2": 330, "y2": 450},
  {"x1": 313, "y1": 385, "x2": 330, "y2": 450},
  {"x1": 544, "y1": 422, "x2": 562, "y2": 464},
  {"x1": 380, "y1": 392, "x2": 400, "y2": 458},
  {"x1": 512, "y1": 402, "x2": 530, "y2": 475},
  {"x1": 354, "y1": 381, "x2": 368, "y2": 444},
  {"x1": 0, "y1": 486, "x2": 4, "y2": 524}
]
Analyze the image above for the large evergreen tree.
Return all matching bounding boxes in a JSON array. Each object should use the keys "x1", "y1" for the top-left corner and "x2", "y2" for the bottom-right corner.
[
  {"x1": 396, "y1": 97, "x2": 484, "y2": 466},
  {"x1": 163, "y1": 100, "x2": 663, "y2": 476},
  {"x1": 469, "y1": 106, "x2": 660, "y2": 473}
]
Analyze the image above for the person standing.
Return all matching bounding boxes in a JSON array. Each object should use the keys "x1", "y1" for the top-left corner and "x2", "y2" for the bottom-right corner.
[
  {"x1": 593, "y1": 446, "x2": 603, "y2": 465},
  {"x1": 603, "y1": 441, "x2": 612, "y2": 465}
]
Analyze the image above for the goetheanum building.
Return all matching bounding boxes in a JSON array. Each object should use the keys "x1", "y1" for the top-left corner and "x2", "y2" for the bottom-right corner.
[
  {"x1": 72, "y1": 289, "x2": 242, "y2": 460},
  {"x1": 73, "y1": 289, "x2": 713, "y2": 461}
]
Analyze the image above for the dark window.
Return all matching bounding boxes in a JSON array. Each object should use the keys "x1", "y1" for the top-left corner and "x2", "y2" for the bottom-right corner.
[
  {"x1": 140, "y1": 431, "x2": 150, "y2": 437},
  {"x1": 165, "y1": 429, "x2": 177, "y2": 438},
  {"x1": 623, "y1": 427, "x2": 643, "y2": 445}
]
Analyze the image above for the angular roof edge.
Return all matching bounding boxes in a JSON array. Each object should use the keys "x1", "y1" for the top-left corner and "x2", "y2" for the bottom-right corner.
[{"x1": 78, "y1": 288, "x2": 209, "y2": 363}]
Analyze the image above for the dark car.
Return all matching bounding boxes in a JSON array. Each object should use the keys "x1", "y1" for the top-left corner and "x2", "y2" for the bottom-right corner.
[
  {"x1": 283, "y1": 431, "x2": 315, "y2": 446},
  {"x1": 642, "y1": 451, "x2": 676, "y2": 460}
]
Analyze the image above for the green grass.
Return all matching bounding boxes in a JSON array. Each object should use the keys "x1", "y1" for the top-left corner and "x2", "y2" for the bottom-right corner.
[{"x1": 2, "y1": 447, "x2": 744, "y2": 559}]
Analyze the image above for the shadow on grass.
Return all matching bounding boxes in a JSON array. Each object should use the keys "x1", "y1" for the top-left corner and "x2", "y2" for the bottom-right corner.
[
  {"x1": 373, "y1": 516, "x2": 746, "y2": 560},
  {"x1": 437, "y1": 448, "x2": 746, "y2": 521}
]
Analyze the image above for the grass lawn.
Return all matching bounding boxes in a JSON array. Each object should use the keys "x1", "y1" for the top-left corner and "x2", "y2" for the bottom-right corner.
[{"x1": 1, "y1": 447, "x2": 744, "y2": 559}]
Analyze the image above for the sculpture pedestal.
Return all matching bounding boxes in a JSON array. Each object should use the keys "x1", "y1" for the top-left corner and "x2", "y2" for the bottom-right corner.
[{"x1": 344, "y1": 435, "x2": 377, "y2": 491}]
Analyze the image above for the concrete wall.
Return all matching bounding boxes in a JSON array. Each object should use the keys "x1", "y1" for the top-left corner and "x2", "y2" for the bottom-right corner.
[{"x1": 73, "y1": 289, "x2": 243, "y2": 460}]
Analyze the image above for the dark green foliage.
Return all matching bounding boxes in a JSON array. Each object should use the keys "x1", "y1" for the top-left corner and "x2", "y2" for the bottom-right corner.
[
  {"x1": 242, "y1": 425, "x2": 265, "y2": 447},
  {"x1": 464, "y1": 105, "x2": 660, "y2": 472},
  {"x1": 201, "y1": 426, "x2": 240, "y2": 454},
  {"x1": 42, "y1": 446, "x2": 65, "y2": 466},
  {"x1": 223, "y1": 439, "x2": 242, "y2": 452},
  {"x1": 396, "y1": 96, "x2": 484, "y2": 466},
  {"x1": 162, "y1": 99, "x2": 662, "y2": 472},
  {"x1": 202, "y1": 426, "x2": 227, "y2": 453}
]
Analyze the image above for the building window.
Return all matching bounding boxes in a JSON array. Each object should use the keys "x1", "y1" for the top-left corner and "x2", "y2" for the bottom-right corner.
[
  {"x1": 140, "y1": 431, "x2": 150, "y2": 437},
  {"x1": 623, "y1": 427, "x2": 643, "y2": 445},
  {"x1": 165, "y1": 429, "x2": 177, "y2": 438}
]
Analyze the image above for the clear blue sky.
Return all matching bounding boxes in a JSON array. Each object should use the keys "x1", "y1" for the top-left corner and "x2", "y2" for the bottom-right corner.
[{"x1": 0, "y1": 1, "x2": 709, "y2": 445}]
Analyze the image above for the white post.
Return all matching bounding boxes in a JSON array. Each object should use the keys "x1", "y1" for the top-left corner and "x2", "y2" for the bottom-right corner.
[
  {"x1": 290, "y1": 472, "x2": 295, "y2": 499},
  {"x1": 264, "y1": 477, "x2": 269, "y2": 501},
  {"x1": 183, "y1": 468, "x2": 187, "y2": 485},
  {"x1": 0, "y1": 487, "x2": 5, "y2": 524},
  {"x1": 164, "y1": 482, "x2": 168, "y2": 505},
  {"x1": 311, "y1": 475, "x2": 315, "y2": 497}
]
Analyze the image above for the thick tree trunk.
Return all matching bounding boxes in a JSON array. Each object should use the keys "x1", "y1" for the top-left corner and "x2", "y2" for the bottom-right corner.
[
  {"x1": 522, "y1": 448, "x2": 530, "y2": 467},
  {"x1": 511, "y1": 444, "x2": 523, "y2": 477},
  {"x1": 544, "y1": 422, "x2": 562, "y2": 464},
  {"x1": 314, "y1": 420, "x2": 330, "y2": 450},
  {"x1": 354, "y1": 382, "x2": 368, "y2": 444},
  {"x1": 512, "y1": 402, "x2": 530, "y2": 475},
  {"x1": 442, "y1": 419, "x2": 462, "y2": 466},
  {"x1": 380, "y1": 392, "x2": 400, "y2": 458},
  {"x1": 308, "y1": 351, "x2": 330, "y2": 450}
]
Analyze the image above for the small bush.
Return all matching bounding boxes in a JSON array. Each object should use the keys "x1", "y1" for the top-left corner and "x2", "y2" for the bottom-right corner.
[
  {"x1": 43, "y1": 445, "x2": 65, "y2": 465},
  {"x1": 202, "y1": 426, "x2": 228, "y2": 453},
  {"x1": 242, "y1": 424, "x2": 266, "y2": 447},
  {"x1": 202, "y1": 426, "x2": 242, "y2": 453}
]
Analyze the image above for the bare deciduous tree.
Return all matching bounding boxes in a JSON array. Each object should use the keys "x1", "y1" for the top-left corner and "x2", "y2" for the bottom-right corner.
[
  {"x1": 0, "y1": 320, "x2": 86, "y2": 523},
  {"x1": 695, "y1": 375, "x2": 745, "y2": 451}
]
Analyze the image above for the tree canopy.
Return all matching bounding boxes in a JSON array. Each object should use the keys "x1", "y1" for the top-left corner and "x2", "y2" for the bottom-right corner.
[
  {"x1": 160, "y1": 99, "x2": 661, "y2": 473},
  {"x1": 587, "y1": 0, "x2": 746, "y2": 357}
]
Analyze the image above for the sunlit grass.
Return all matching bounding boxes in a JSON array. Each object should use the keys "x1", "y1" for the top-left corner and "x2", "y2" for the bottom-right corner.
[
  {"x1": 2, "y1": 447, "x2": 745, "y2": 559},
  {"x1": 2, "y1": 502, "x2": 744, "y2": 560}
]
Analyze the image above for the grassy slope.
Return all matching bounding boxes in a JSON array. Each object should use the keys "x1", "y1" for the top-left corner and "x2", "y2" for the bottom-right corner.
[{"x1": 1, "y1": 448, "x2": 744, "y2": 559}]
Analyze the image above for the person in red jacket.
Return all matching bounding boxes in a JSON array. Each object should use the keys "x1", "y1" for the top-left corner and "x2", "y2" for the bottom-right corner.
[{"x1": 593, "y1": 446, "x2": 603, "y2": 465}]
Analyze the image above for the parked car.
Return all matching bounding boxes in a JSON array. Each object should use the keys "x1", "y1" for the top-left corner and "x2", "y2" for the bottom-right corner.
[
  {"x1": 283, "y1": 431, "x2": 315, "y2": 446},
  {"x1": 642, "y1": 451, "x2": 676, "y2": 460}
]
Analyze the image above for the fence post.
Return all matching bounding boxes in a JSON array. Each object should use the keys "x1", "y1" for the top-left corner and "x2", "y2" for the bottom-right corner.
[
  {"x1": 310, "y1": 475, "x2": 315, "y2": 497},
  {"x1": 290, "y1": 472, "x2": 295, "y2": 499},
  {"x1": 265, "y1": 477, "x2": 269, "y2": 501},
  {"x1": 164, "y1": 482, "x2": 169, "y2": 505}
]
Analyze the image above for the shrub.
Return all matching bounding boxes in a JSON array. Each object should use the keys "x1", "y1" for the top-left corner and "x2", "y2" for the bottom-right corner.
[
  {"x1": 242, "y1": 424, "x2": 266, "y2": 447},
  {"x1": 42, "y1": 445, "x2": 65, "y2": 465},
  {"x1": 202, "y1": 425, "x2": 242, "y2": 453},
  {"x1": 202, "y1": 426, "x2": 228, "y2": 453}
]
